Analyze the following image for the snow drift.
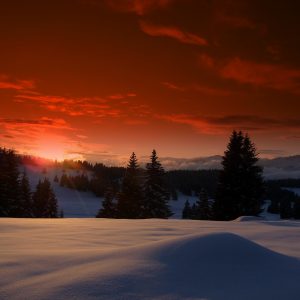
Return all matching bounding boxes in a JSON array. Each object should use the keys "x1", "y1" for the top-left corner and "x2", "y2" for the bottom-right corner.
[{"x1": 1, "y1": 219, "x2": 300, "y2": 300}]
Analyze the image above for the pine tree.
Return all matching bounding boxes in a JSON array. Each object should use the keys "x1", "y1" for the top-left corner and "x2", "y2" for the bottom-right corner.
[
  {"x1": 194, "y1": 188, "x2": 211, "y2": 220},
  {"x1": 0, "y1": 148, "x2": 20, "y2": 217},
  {"x1": 240, "y1": 134, "x2": 264, "y2": 216},
  {"x1": 18, "y1": 172, "x2": 32, "y2": 217},
  {"x1": 116, "y1": 152, "x2": 144, "y2": 218},
  {"x1": 32, "y1": 178, "x2": 58, "y2": 218},
  {"x1": 54, "y1": 175, "x2": 59, "y2": 183},
  {"x1": 96, "y1": 187, "x2": 116, "y2": 218},
  {"x1": 182, "y1": 200, "x2": 192, "y2": 219},
  {"x1": 213, "y1": 131, "x2": 264, "y2": 220},
  {"x1": 280, "y1": 198, "x2": 292, "y2": 219},
  {"x1": 293, "y1": 199, "x2": 300, "y2": 219},
  {"x1": 143, "y1": 150, "x2": 172, "y2": 218}
]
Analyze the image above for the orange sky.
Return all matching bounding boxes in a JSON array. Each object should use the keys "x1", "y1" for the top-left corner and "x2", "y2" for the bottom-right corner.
[{"x1": 1, "y1": 0, "x2": 300, "y2": 165}]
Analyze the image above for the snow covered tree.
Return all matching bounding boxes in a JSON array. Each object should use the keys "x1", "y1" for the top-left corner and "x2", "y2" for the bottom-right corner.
[
  {"x1": 116, "y1": 152, "x2": 144, "y2": 218},
  {"x1": 18, "y1": 172, "x2": 32, "y2": 217},
  {"x1": 194, "y1": 188, "x2": 211, "y2": 220},
  {"x1": 143, "y1": 150, "x2": 172, "y2": 218},
  {"x1": 32, "y1": 178, "x2": 58, "y2": 218},
  {"x1": 96, "y1": 187, "x2": 117, "y2": 218},
  {"x1": 0, "y1": 148, "x2": 20, "y2": 217},
  {"x1": 213, "y1": 131, "x2": 264, "y2": 220}
]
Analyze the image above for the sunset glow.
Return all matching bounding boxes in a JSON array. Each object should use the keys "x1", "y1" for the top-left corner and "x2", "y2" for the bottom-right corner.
[{"x1": 0, "y1": 0, "x2": 299, "y2": 164}]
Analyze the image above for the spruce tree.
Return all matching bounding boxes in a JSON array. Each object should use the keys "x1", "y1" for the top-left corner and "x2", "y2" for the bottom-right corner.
[
  {"x1": 116, "y1": 152, "x2": 144, "y2": 218},
  {"x1": 240, "y1": 134, "x2": 264, "y2": 216},
  {"x1": 213, "y1": 131, "x2": 264, "y2": 220},
  {"x1": 32, "y1": 178, "x2": 58, "y2": 218},
  {"x1": 54, "y1": 175, "x2": 59, "y2": 183},
  {"x1": 195, "y1": 188, "x2": 211, "y2": 220},
  {"x1": 182, "y1": 200, "x2": 192, "y2": 219},
  {"x1": 143, "y1": 150, "x2": 172, "y2": 218},
  {"x1": 0, "y1": 148, "x2": 20, "y2": 217},
  {"x1": 96, "y1": 187, "x2": 116, "y2": 218},
  {"x1": 18, "y1": 172, "x2": 32, "y2": 217}
]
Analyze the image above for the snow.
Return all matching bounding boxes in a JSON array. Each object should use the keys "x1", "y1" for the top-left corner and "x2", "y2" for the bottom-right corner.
[
  {"x1": 23, "y1": 165, "x2": 102, "y2": 217},
  {"x1": 23, "y1": 164, "x2": 197, "y2": 218},
  {"x1": 1, "y1": 218, "x2": 300, "y2": 299}
]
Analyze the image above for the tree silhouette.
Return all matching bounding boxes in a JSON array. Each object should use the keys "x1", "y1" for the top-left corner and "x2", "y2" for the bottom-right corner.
[
  {"x1": 116, "y1": 152, "x2": 144, "y2": 218},
  {"x1": 96, "y1": 186, "x2": 117, "y2": 218},
  {"x1": 194, "y1": 188, "x2": 211, "y2": 220},
  {"x1": 18, "y1": 172, "x2": 32, "y2": 217},
  {"x1": 143, "y1": 150, "x2": 172, "y2": 218},
  {"x1": 182, "y1": 200, "x2": 192, "y2": 219},
  {"x1": 213, "y1": 131, "x2": 264, "y2": 220},
  {"x1": 32, "y1": 178, "x2": 58, "y2": 218},
  {"x1": 0, "y1": 148, "x2": 20, "y2": 217}
]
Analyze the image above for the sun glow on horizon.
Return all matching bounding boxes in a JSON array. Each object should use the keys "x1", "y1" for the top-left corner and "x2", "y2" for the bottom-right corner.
[{"x1": 33, "y1": 137, "x2": 83, "y2": 162}]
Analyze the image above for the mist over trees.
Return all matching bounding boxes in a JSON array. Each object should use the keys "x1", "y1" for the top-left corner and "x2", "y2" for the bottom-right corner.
[
  {"x1": 1, "y1": 130, "x2": 300, "y2": 220},
  {"x1": 0, "y1": 148, "x2": 59, "y2": 218}
]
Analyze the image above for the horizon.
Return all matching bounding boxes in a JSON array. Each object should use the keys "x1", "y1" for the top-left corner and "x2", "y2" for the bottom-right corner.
[{"x1": 1, "y1": 0, "x2": 300, "y2": 162}]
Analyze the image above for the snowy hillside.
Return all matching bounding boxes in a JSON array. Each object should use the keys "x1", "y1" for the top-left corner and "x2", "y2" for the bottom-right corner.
[
  {"x1": 23, "y1": 164, "x2": 198, "y2": 218},
  {"x1": 1, "y1": 218, "x2": 300, "y2": 299}
]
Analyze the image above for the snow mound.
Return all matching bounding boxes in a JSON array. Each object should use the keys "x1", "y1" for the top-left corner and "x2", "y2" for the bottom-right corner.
[
  {"x1": 3, "y1": 231, "x2": 300, "y2": 300},
  {"x1": 234, "y1": 216, "x2": 265, "y2": 222}
]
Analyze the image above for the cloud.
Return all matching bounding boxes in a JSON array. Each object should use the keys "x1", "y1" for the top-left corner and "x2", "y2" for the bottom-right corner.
[
  {"x1": 108, "y1": 93, "x2": 137, "y2": 100},
  {"x1": 15, "y1": 93, "x2": 123, "y2": 118},
  {"x1": 220, "y1": 57, "x2": 300, "y2": 94},
  {"x1": 216, "y1": 13, "x2": 259, "y2": 30},
  {"x1": 162, "y1": 81, "x2": 233, "y2": 97},
  {"x1": 158, "y1": 114, "x2": 300, "y2": 134},
  {"x1": 198, "y1": 53, "x2": 215, "y2": 68},
  {"x1": 0, "y1": 117, "x2": 71, "y2": 129},
  {"x1": 140, "y1": 21, "x2": 208, "y2": 46},
  {"x1": 0, "y1": 75, "x2": 35, "y2": 90},
  {"x1": 105, "y1": 0, "x2": 174, "y2": 15}
]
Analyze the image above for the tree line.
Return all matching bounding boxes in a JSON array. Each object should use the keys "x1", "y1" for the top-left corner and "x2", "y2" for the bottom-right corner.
[
  {"x1": 0, "y1": 148, "x2": 60, "y2": 218},
  {"x1": 2, "y1": 130, "x2": 299, "y2": 220},
  {"x1": 96, "y1": 150, "x2": 172, "y2": 218}
]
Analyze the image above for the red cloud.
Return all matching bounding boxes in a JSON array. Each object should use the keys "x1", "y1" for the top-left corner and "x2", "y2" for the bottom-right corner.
[
  {"x1": 158, "y1": 114, "x2": 300, "y2": 134},
  {"x1": 15, "y1": 93, "x2": 123, "y2": 118},
  {"x1": 220, "y1": 58, "x2": 300, "y2": 94},
  {"x1": 162, "y1": 81, "x2": 234, "y2": 97},
  {"x1": 0, "y1": 75, "x2": 35, "y2": 90},
  {"x1": 105, "y1": 0, "x2": 173, "y2": 15},
  {"x1": 140, "y1": 21, "x2": 208, "y2": 46}
]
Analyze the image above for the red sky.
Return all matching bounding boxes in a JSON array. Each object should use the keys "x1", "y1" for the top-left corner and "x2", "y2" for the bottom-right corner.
[{"x1": 1, "y1": 0, "x2": 300, "y2": 165}]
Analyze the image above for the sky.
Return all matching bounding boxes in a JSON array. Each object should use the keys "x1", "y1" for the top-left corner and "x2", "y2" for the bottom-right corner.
[{"x1": 0, "y1": 0, "x2": 300, "y2": 165}]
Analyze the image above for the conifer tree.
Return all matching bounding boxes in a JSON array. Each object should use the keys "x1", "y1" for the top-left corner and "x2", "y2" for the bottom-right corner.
[
  {"x1": 116, "y1": 152, "x2": 144, "y2": 218},
  {"x1": 182, "y1": 200, "x2": 192, "y2": 219},
  {"x1": 18, "y1": 172, "x2": 32, "y2": 217},
  {"x1": 143, "y1": 150, "x2": 172, "y2": 218},
  {"x1": 0, "y1": 148, "x2": 20, "y2": 217},
  {"x1": 194, "y1": 188, "x2": 211, "y2": 220},
  {"x1": 213, "y1": 131, "x2": 264, "y2": 220},
  {"x1": 96, "y1": 187, "x2": 116, "y2": 218},
  {"x1": 32, "y1": 178, "x2": 58, "y2": 218},
  {"x1": 54, "y1": 175, "x2": 59, "y2": 183}
]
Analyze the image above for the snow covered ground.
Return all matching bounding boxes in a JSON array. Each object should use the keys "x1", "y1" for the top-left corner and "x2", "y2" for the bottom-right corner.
[
  {"x1": 1, "y1": 218, "x2": 300, "y2": 300},
  {"x1": 23, "y1": 164, "x2": 197, "y2": 218}
]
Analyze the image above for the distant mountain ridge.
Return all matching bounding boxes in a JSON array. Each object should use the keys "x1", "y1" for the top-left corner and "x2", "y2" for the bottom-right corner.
[{"x1": 159, "y1": 155, "x2": 300, "y2": 179}]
